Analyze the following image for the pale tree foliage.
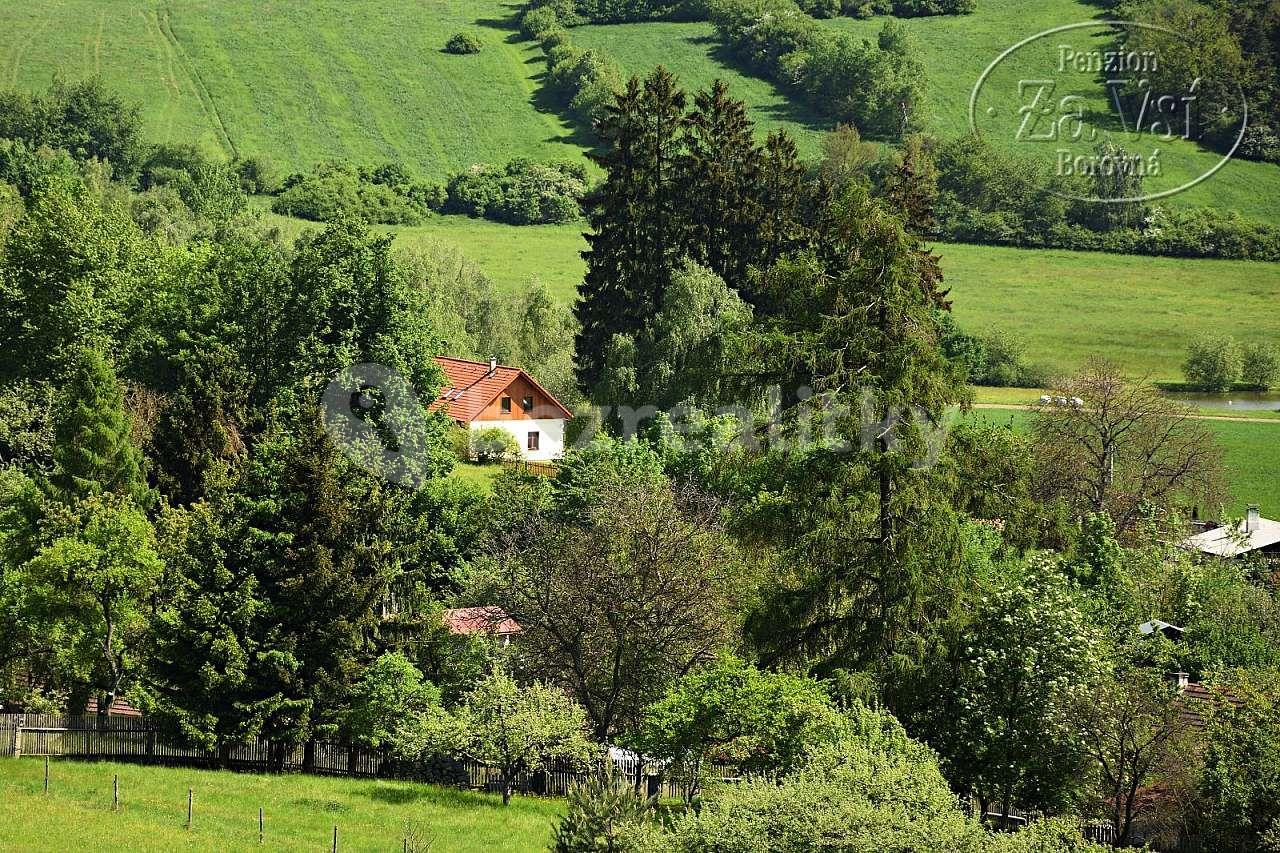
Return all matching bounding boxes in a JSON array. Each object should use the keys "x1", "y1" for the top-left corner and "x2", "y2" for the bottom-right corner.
[
  {"x1": 400, "y1": 668, "x2": 594, "y2": 806},
  {"x1": 1032, "y1": 359, "x2": 1225, "y2": 533},
  {"x1": 1069, "y1": 668, "x2": 1196, "y2": 848},
  {"x1": 940, "y1": 558, "x2": 1104, "y2": 819},
  {"x1": 488, "y1": 476, "x2": 745, "y2": 741}
]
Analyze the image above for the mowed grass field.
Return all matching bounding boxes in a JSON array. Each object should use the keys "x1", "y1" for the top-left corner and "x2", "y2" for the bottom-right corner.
[
  {"x1": 0, "y1": 757, "x2": 559, "y2": 852},
  {"x1": 263, "y1": 210, "x2": 1280, "y2": 382},
  {"x1": 0, "y1": 0, "x2": 578, "y2": 182},
  {"x1": 966, "y1": 408, "x2": 1280, "y2": 516}
]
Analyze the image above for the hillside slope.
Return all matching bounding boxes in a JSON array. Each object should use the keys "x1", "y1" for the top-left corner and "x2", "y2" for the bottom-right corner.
[{"x1": 0, "y1": 0, "x2": 580, "y2": 181}]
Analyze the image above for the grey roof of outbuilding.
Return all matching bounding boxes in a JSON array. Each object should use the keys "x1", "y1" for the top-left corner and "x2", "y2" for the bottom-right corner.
[{"x1": 1181, "y1": 516, "x2": 1280, "y2": 557}]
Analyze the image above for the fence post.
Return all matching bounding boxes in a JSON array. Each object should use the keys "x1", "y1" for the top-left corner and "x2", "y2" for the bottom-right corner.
[
  {"x1": 113, "y1": 774, "x2": 119, "y2": 811},
  {"x1": 12, "y1": 714, "x2": 22, "y2": 759},
  {"x1": 332, "y1": 824, "x2": 338, "y2": 853},
  {"x1": 44, "y1": 756, "x2": 49, "y2": 793},
  {"x1": 186, "y1": 788, "x2": 193, "y2": 829},
  {"x1": 259, "y1": 807, "x2": 264, "y2": 844}
]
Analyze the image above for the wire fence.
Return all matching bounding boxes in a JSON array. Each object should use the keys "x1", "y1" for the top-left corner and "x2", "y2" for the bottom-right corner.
[{"x1": 0, "y1": 714, "x2": 733, "y2": 800}]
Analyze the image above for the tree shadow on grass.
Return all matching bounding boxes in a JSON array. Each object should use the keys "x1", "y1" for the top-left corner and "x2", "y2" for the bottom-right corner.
[{"x1": 360, "y1": 784, "x2": 510, "y2": 809}]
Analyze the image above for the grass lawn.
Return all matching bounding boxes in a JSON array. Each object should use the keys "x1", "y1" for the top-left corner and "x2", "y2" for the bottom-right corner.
[
  {"x1": 449, "y1": 462, "x2": 505, "y2": 492},
  {"x1": 0, "y1": 0, "x2": 581, "y2": 182},
  {"x1": 963, "y1": 409, "x2": 1280, "y2": 516},
  {"x1": 0, "y1": 757, "x2": 559, "y2": 852},
  {"x1": 940, "y1": 242, "x2": 1280, "y2": 381}
]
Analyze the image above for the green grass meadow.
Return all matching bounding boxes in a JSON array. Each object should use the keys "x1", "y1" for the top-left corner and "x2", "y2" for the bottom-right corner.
[
  {"x1": 965, "y1": 408, "x2": 1280, "y2": 517},
  {"x1": 0, "y1": 0, "x2": 578, "y2": 182},
  {"x1": 0, "y1": 757, "x2": 559, "y2": 852}
]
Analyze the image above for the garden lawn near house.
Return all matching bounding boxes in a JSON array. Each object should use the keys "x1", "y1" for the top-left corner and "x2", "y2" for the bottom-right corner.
[{"x1": 0, "y1": 757, "x2": 560, "y2": 853}]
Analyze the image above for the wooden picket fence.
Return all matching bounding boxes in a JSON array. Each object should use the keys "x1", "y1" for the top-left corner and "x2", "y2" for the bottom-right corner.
[{"x1": 0, "y1": 714, "x2": 732, "y2": 800}]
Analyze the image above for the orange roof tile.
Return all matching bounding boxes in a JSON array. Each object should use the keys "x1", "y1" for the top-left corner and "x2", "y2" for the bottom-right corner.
[{"x1": 431, "y1": 356, "x2": 573, "y2": 423}]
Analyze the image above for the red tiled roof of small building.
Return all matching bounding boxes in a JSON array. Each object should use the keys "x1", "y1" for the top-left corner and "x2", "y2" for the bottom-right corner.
[
  {"x1": 431, "y1": 356, "x2": 572, "y2": 422},
  {"x1": 442, "y1": 606, "x2": 522, "y2": 636}
]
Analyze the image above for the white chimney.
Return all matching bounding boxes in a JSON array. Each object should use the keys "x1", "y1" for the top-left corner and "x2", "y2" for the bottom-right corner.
[
  {"x1": 1172, "y1": 671, "x2": 1189, "y2": 691},
  {"x1": 489, "y1": 356, "x2": 497, "y2": 375},
  {"x1": 1246, "y1": 504, "x2": 1261, "y2": 534}
]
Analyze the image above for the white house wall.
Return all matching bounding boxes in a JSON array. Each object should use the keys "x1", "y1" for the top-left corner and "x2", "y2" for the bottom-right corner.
[{"x1": 471, "y1": 418, "x2": 566, "y2": 462}]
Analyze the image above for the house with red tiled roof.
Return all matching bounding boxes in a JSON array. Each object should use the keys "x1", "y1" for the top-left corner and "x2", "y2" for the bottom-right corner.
[
  {"x1": 431, "y1": 356, "x2": 573, "y2": 462},
  {"x1": 442, "y1": 607, "x2": 522, "y2": 646}
]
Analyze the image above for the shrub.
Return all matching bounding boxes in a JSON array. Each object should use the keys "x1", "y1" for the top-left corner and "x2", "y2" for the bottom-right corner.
[
  {"x1": 1242, "y1": 342, "x2": 1280, "y2": 391},
  {"x1": 445, "y1": 159, "x2": 586, "y2": 225},
  {"x1": 1183, "y1": 335, "x2": 1243, "y2": 392},
  {"x1": 552, "y1": 770, "x2": 654, "y2": 853},
  {"x1": 272, "y1": 161, "x2": 440, "y2": 224},
  {"x1": 471, "y1": 426, "x2": 520, "y2": 463},
  {"x1": 444, "y1": 31, "x2": 483, "y2": 54},
  {"x1": 521, "y1": 5, "x2": 561, "y2": 39},
  {"x1": 231, "y1": 154, "x2": 281, "y2": 194}
]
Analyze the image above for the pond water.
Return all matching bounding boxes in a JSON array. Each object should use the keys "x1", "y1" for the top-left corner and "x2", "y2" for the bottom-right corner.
[{"x1": 1163, "y1": 392, "x2": 1280, "y2": 412}]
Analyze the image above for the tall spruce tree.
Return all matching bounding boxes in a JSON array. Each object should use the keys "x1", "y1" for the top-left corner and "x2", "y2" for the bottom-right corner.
[
  {"x1": 576, "y1": 68, "x2": 688, "y2": 406},
  {"x1": 681, "y1": 80, "x2": 763, "y2": 288},
  {"x1": 46, "y1": 347, "x2": 147, "y2": 506},
  {"x1": 743, "y1": 188, "x2": 968, "y2": 686}
]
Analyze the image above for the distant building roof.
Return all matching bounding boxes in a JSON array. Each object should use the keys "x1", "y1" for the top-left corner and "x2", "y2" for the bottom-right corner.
[
  {"x1": 431, "y1": 356, "x2": 572, "y2": 423},
  {"x1": 1139, "y1": 619, "x2": 1185, "y2": 640},
  {"x1": 1181, "y1": 511, "x2": 1280, "y2": 557},
  {"x1": 442, "y1": 606, "x2": 522, "y2": 637}
]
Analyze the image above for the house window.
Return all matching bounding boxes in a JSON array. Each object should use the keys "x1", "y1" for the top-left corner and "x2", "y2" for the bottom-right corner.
[
  {"x1": 527, "y1": 431, "x2": 540, "y2": 451},
  {"x1": 500, "y1": 396, "x2": 511, "y2": 414},
  {"x1": 521, "y1": 395, "x2": 534, "y2": 412}
]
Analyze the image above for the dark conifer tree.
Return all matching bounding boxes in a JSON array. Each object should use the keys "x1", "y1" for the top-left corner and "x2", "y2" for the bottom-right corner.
[
  {"x1": 680, "y1": 79, "x2": 762, "y2": 288},
  {"x1": 576, "y1": 68, "x2": 688, "y2": 405},
  {"x1": 753, "y1": 131, "x2": 811, "y2": 294}
]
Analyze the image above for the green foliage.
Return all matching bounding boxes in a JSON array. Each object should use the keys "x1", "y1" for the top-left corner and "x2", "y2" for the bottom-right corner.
[
  {"x1": 483, "y1": 443, "x2": 747, "y2": 741},
  {"x1": 471, "y1": 427, "x2": 520, "y2": 463},
  {"x1": 595, "y1": 259, "x2": 752, "y2": 411},
  {"x1": 344, "y1": 652, "x2": 442, "y2": 748},
  {"x1": 0, "y1": 78, "x2": 146, "y2": 180},
  {"x1": 938, "y1": 315, "x2": 1042, "y2": 387},
  {"x1": 629, "y1": 657, "x2": 842, "y2": 795},
  {"x1": 445, "y1": 31, "x2": 483, "y2": 54},
  {"x1": 1184, "y1": 334, "x2": 1243, "y2": 392},
  {"x1": 445, "y1": 159, "x2": 585, "y2": 225},
  {"x1": 576, "y1": 69, "x2": 810, "y2": 405},
  {"x1": 656, "y1": 702, "x2": 992, "y2": 851},
  {"x1": 706, "y1": 2, "x2": 927, "y2": 139},
  {"x1": 0, "y1": 185, "x2": 153, "y2": 383},
  {"x1": 1242, "y1": 341, "x2": 1280, "y2": 390},
  {"x1": 273, "y1": 161, "x2": 441, "y2": 225},
  {"x1": 552, "y1": 769, "x2": 655, "y2": 853},
  {"x1": 401, "y1": 668, "x2": 595, "y2": 805},
  {"x1": 22, "y1": 493, "x2": 162, "y2": 714},
  {"x1": 933, "y1": 558, "x2": 1103, "y2": 814},
  {"x1": 1200, "y1": 671, "x2": 1280, "y2": 851},
  {"x1": 46, "y1": 348, "x2": 148, "y2": 507}
]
